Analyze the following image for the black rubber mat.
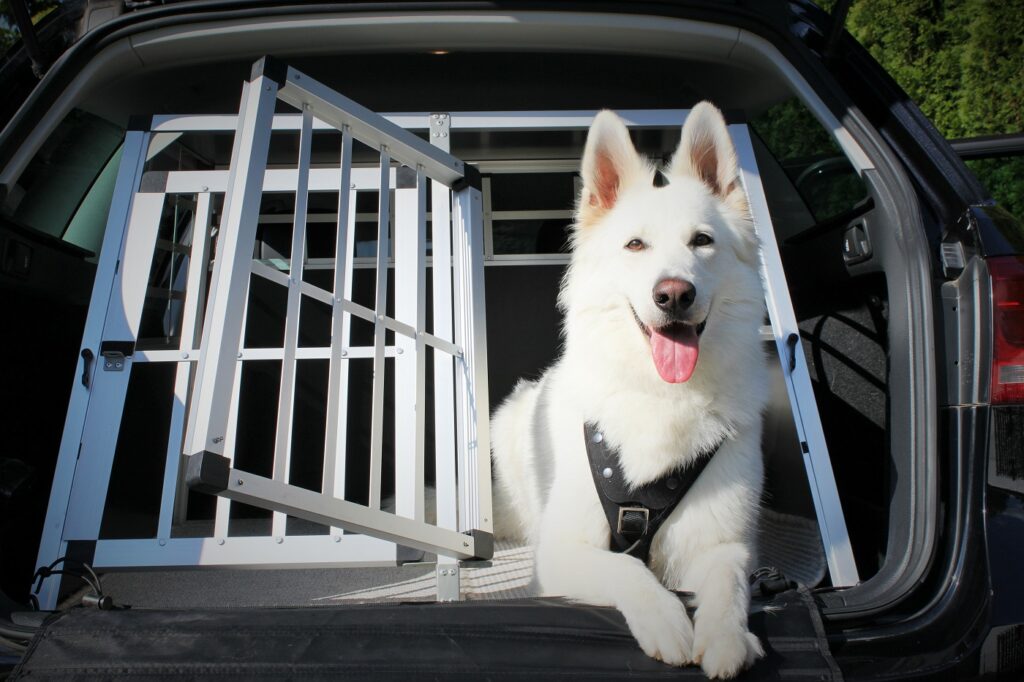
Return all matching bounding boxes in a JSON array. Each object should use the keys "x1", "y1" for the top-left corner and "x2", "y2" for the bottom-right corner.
[{"x1": 13, "y1": 589, "x2": 841, "y2": 680}]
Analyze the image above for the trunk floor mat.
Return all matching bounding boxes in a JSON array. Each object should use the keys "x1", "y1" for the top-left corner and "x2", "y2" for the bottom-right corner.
[{"x1": 13, "y1": 589, "x2": 841, "y2": 680}]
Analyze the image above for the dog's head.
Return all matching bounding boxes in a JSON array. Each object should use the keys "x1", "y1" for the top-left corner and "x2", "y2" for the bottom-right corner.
[{"x1": 563, "y1": 103, "x2": 761, "y2": 384}]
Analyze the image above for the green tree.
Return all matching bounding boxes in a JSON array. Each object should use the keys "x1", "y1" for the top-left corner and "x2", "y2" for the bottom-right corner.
[
  {"x1": 0, "y1": 1, "x2": 59, "y2": 53},
  {"x1": 840, "y1": 0, "x2": 1024, "y2": 217}
]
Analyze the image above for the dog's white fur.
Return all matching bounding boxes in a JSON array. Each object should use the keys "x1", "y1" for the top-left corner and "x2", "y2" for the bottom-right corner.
[{"x1": 491, "y1": 103, "x2": 770, "y2": 679}]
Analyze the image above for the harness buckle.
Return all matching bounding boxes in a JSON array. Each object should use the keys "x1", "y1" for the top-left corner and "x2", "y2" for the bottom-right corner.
[{"x1": 617, "y1": 506, "x2": 650, "y2": 536}]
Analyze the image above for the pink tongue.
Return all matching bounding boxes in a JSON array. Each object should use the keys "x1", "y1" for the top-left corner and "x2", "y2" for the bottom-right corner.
[{"x1": 650, "y1": 325, "x2": 700, "y2": 383}]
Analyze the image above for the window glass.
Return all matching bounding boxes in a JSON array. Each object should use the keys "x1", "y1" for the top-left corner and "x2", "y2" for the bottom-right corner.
[
  {"x1": 3, "y1": 110, "x2": 123, "y2": 255},
  {"x1": 964, "y1": 156, "x2": 1024, "y2": 220},
  {"x1": 751, "y1": 98, "x2": 869, "y2": 224},
  {"x1": 486, "y1": 172, "x2": 575, "y2": 256}
]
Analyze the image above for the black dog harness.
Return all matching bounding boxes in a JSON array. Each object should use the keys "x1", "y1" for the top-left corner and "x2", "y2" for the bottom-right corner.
[{"x1": 584, "y1": 422, "x2": 721, "y2": 564}]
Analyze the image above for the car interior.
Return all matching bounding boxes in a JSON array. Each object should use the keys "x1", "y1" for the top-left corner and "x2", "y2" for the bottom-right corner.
[{"x1": 1, "y1": 21, "x2": 916, "y2": 616}]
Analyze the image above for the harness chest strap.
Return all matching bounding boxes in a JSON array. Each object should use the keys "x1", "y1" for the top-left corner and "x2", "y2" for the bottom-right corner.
[{"x1": 583, "y1": 423, "x2": 721, "y2": 563}]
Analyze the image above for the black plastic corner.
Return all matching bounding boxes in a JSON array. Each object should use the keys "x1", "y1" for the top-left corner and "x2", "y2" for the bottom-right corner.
[
  {"x1": 126, "y1": 115, "x2": 153, "y2": 132},
  {"x1": 251, "y1": 55, "x2": 288, "y2": 87},
  {"x1": 139, "y1": 171, "x2": 168, "y2": 194},
  {"x1": 468, "y1": 529, "x2": 493, "y2": 561},
  {"x1": 185, "y1": 451, "x2": 231, "y2": 495},
  {"x1": 451, "y1": 163, "x2": 482, "y2": 193},
  {"x1": 396, "y1": 165, "x2": 417, "y2": 189},
  {"x1": 396, "y1": 545, "x2": 426, "y2": 565},
  {"x1": 65, "y1": 540, "x2": 97, "y2": 568}
]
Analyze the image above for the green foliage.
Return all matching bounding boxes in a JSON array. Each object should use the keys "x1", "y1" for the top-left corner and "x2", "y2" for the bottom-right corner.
[
  {"x1": 965, "y1": 156, "x2": 1024, "y2": 220},
  {"x1": 839, "y1": 0, "x2": 1024, "y2": 218},
  {"x1": 0, "y1": 1, "x2": 60, "y2": 53},
  {"x1": 752, "y1": 98, "x2": 869, "y2": 222}
]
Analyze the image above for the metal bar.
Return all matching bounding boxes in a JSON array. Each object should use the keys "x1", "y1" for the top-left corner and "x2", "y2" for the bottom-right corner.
[
  {"x1": 430, "y1": 118, "x2": 461, "y2": 594},
  {"x1": 367, "y1": 149, "x2": 392, "y2": 510},
  {"x1": 162, "y1": 167, "x2": 395, "y2": 195},
  {"x1": 148, "y1": 110, "x2": 695, "y2": 134},
  {"x1": 481, "y1": 176, "x2": 494, "y2": 259},
  {"x1": 93, "y1": 534, "x2": 400, "y2": 569},
  {"x1": 730, "y1": 123, "x2": 859, "y2": 586},
  {"x1": 213, "y1": 304, "x2": 248, "y2": 540},
  {"x1": 61, "y1": 192, "x2": 166, "y2": 541},
  {"x1": 270, "y1": 106, "x2": 314, "y2": 538},
  {"x1": 188, "y1": 75, "x2": 277, "y2": 459},
  {"x1": 218, "y1": 466, "x2": 482, "y2": 560},
  {"x1": 34, "y1": 130, "x2": 151, "y2": 610},
  {"x1": 141, "y1": 347, "x2": 401, "y2": 362},
  {"x1": 393, "y1": 167, "x2": 427, "y2": 522},
  {"x1": 323, "y1": 127, "x2": 355, "y2": 529},
  {"x1": 451, "y1": 186, "x2": 493, "y2": 534},
  {"x1": 159, "y1": 192, "x2": 212, "y2": 538},
  {"x1": 276, "y1": 64, "x2": 466, "y2": 187}
]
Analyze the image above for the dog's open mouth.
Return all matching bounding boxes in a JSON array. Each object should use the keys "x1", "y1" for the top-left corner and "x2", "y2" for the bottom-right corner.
[{"x1": 631, "y1": 306, "x2": 707, "y2": 383}]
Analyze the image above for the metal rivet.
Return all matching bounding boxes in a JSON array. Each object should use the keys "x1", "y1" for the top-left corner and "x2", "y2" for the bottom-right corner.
[
  {"x1": 237, "y1": 352, "x2": 243, "y2": 359},
  {"x1": 275, "y1": 537, "x2": 283, "y2": 544},
  {"x1": 592, "y1": 432, "x2": 604, "y2": 444},
  {"x1": 217, "y1": 538, "x2": 225, "y2": 545},
  {"x1": 463, "y1": 541, "x2": 469, "y2": 547},
  {"x1": 602, "y1": 467, "x2": 613, "y2": 479},
  {"x1": 666, "y1": 478, "x2": 679, "y2": 490},
  {"x1": 333, "y1": 536, "x2": 341, "y2": 543},
  {"x1": 396, "y1": 348, "x2": 404, "y2": 355},
  {"x1": 202, "y1": 185, "x2": 208, "y2": 192},
  {"x1": 237, "y1": 478, "x2": 244, "y2": 486},
  {"x1": 158, "y1": 539, "x2": 166, "y2": 546},
  {"x1": 341, "y1": 349, "x2": 348, "y2": 357},
  {"x1": 182, "y1": 352, "x2": 189, "y2": 359},
  {"x1": 114, "y1": 362, "x2": 123, "y2": 369}
]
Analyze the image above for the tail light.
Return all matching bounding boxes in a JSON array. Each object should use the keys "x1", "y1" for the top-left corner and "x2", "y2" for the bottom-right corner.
[{"x1": 990, "y1": 256, "x2": 1024, "y2": 404}]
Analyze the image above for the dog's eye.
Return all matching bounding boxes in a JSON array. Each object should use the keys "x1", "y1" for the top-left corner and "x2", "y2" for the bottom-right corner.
[
  {"x1": 691, "y1": 233, "x2": 714, "y2": 248},
  {"x1": 625, "y1": 238, "x2": 646, "y2": 251}
]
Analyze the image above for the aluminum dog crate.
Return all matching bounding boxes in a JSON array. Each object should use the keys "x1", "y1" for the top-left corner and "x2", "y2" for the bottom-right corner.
[{"x1": 35, "y1": 57, "x2": 858, "y2": 610}]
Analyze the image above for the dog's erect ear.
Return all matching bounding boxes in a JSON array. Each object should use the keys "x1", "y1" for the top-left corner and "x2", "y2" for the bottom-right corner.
[
  {"x1": 579, "y1": 111, "x2": 648, "y2": 222},
  {"x1": 669, "y1": 102, "x2": 740, "y2": 201}
]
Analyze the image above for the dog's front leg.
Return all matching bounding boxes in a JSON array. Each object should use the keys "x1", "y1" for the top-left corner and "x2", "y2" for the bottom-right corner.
[
  {"x1": 535, "y1": 530, "x2": 695, "y2": 666},
  {"x1": 683, "y1": 542, "x2": 764, "y2": 679}
]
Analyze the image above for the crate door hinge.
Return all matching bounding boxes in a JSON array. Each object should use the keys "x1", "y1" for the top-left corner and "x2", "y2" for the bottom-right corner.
[{"x1": 100, "y1": 341, "x2": 136, "y2": 372}]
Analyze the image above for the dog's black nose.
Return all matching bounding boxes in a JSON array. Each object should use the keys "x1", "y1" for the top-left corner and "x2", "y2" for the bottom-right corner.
[{"x1": 653, "y1": 278, "x2": 696, "y2": 316}]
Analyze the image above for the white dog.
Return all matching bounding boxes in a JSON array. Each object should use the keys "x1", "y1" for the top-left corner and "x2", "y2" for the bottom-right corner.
[{"x1": 491, "y1": 102, "x2": 770, "y2": 679}]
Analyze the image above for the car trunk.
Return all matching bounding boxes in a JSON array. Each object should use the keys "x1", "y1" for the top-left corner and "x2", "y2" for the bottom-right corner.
[{"x1": 0, "y1": 4, "x2": 947, "y2": 676}]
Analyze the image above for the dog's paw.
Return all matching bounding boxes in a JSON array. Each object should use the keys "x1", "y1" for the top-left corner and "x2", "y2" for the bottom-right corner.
[
  {"x1": 621, "y1": 589, "x2": 694, "y2": 666},
  {"x1": 694, "y1": 627, "x2": 763, "y2": 680}
]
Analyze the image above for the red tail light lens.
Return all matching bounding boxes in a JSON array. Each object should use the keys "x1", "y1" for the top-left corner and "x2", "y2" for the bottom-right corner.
[{"x1": 990, "y1": 256, "x2": 1024, "y2": 404}]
